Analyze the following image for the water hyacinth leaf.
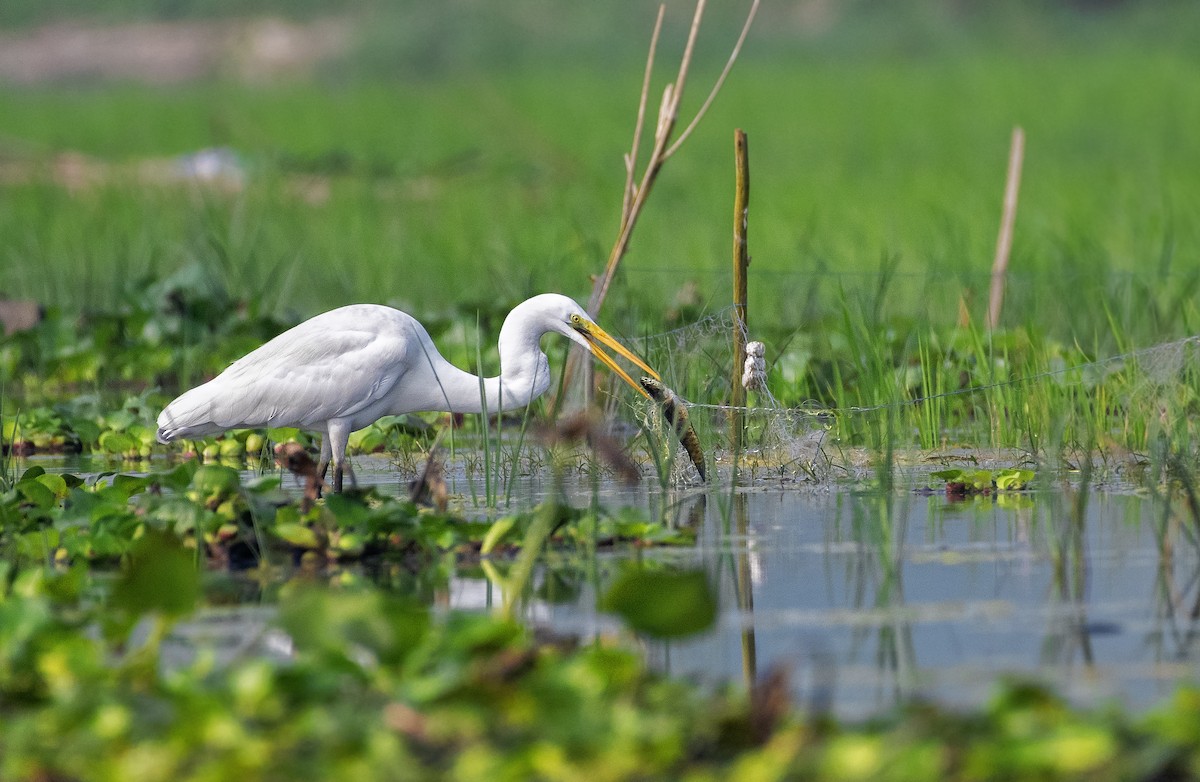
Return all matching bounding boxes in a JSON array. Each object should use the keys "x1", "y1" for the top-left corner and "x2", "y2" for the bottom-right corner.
[
  {"x1": 105, "y1": 409, "x2": 138, "y2": 431},
  {"x1": 332, "y1": 531, "x2": 365, "y2": 556},
  {"x1": 147, "y1": 498, "x2": 213, "y2": 536},
  {"x1": 323, "y1": 492, "x2": 370, "y2": 529},
  {"x1": 186, "y1": 464, "x2": 241, "y2": 506},
  {"x1": 218, "y1": 438, "x2": 245, "y2": 458},
  {"x1": 33, "y1": 473, "x2": 69, "y2": 501},
  {"x1": 244, "y1": 431, "x2": 266, "y2": 455},
  {"x1": 15, "y1": 477, "x2": 56, "y2": 509},
  {"x1": 242, "y1": 475, "x2": 282, "y2": 493},
  {"x1": 154, "y1": 461, "x2": 201, "y2": 493},
  {"x1": 266, "y1": 427, "x2": 302, "y2": 443},
  {"x1": 274, "y1": 521, "x2": 321, "y2": 549},
  {"x1": 111, "y1": 473, "x2": 152, "y2": 499},
  {"x1": 98, "y1": 430, "x2": 137, "y2": 455},
  {"x1": 995, "y1": 468, "x2": 1035, "y2": 491},
  {"x1": 71, "y1": 418, "x2": 102, "y2": 445},
  {"x1": 127, "y1": 423, "x2": 157, "y2": 445},
  {"x1": 347, "y1": 426, "x2": 386, "y2": 453},
  {"x1": 58, "y1": 488, "x2": 105, "y2": 526},
  {"x1": 16, "y1": 528, "x2": 59, "y2": 561},
  {"x1": 109, "y1": 529, "x2": 199, "y2": 618},
  {"x1": 601, "y1": 568, "x2": 717, "y2": 639},
  {"x1": 43, "y1": 561, "x2": 88, "y2": 604}
]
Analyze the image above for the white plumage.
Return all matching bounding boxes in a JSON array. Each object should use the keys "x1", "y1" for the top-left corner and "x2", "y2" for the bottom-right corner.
[{"x1": 157, "y1": 294, "x2": 657, "y2": 491}]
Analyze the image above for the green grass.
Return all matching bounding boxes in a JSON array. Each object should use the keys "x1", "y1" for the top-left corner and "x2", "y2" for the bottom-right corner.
[
  {"x1": 3, "y1": 2, "x2": 1200, "y2": 456},
  {"x1": 3, "y1": 6, "x2": 1199, "y2": 322}
]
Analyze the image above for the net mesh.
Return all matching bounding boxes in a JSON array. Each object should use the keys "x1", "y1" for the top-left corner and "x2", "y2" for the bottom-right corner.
[{"x1": 621, "y1": 306, "x2": 1200, "y2": 484}]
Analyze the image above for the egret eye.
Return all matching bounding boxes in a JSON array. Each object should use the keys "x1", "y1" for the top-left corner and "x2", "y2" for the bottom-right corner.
[{"x1": 570, "y1": 314, "x2": 585, "y2": 326}]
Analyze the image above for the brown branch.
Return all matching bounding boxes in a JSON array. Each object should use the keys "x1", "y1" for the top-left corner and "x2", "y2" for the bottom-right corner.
[
  {"x1": 585, "y1": 0, "x2": 757, "y2": 318},
  {"x1": 621, "y1": 5, "x2": 665, "y2": 222},
  {"x1": 665, "y1": 0, "x2": 760, "y2": 160}
]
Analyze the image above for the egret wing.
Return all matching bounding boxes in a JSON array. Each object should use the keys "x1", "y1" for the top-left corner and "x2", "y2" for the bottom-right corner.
[{"x1": 158, "y1": 305, "x2": 417, "y2": 436}]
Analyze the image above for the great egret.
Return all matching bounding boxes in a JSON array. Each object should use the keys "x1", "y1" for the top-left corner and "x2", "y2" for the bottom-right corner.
[{"x1": 156, "y1": 293, "x2": 658, "y2": 491}]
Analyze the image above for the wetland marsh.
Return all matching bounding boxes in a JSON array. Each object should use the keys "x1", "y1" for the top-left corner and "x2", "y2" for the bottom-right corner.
[{"x1": 4, "y1": 2, "x2": 1200, "y2": 779}]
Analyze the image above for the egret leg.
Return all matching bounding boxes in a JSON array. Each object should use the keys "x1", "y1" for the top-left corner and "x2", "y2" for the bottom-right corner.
[{"x1": 327, "y1": 419, "x2": 353, "y2": 494}]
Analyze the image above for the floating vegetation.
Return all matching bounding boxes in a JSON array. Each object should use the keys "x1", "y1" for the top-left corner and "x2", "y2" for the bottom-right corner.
[
  {"x1": 928, "y1": 467, "x2": 1036, "y2": 499},
  {"x1": 0, "y1": 461, "x2": 694, "y2": 572},
  {"x1": 4, "y1": 558, "x2": 1200, "y2": 780}
]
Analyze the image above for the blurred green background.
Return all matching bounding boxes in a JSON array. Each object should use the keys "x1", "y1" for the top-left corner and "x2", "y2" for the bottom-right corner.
[{"x1": 2, "y1": 1, "x2": 1198, "y2": 347}]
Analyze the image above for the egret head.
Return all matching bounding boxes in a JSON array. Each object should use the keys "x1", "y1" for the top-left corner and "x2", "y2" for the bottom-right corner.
[
  {"x1": 526, "y1": 294, "x2": 659, "y2": 399},
  {"x1": 564, "y1": 302, "x2": 659, "y2": 400}
]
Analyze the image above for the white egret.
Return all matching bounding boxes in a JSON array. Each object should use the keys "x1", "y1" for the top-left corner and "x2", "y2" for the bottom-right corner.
[{"x1": 156, "y1": 294, "x2": 658, "y2": 492}]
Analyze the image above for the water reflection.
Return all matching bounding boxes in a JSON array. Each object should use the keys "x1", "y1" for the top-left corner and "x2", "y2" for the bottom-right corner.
[
  {"x1": 26, "y1": 453, "x2": 1200, "y2": 718},
  {"x1": 529, "y1": 478, "x2": 1200, "y2": 718}
]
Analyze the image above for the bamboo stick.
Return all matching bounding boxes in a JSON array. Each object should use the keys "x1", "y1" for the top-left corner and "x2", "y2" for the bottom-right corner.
[{"x1": 730, "y1": 129, "x2": 750, "y2": 451}]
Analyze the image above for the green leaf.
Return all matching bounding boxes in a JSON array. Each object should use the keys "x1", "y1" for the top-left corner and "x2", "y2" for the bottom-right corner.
[
  {"x1": 995, "y1": 468, "x2": 1035, "y2": 491},
  {"x1": 98, "y1": 430, "x2": 137, "y2": 455},
  {"x1": 111, "y1": 473, "x2": 152, "y2": 499},
  {"x1": 34, "y1": 473, "x2": 69, "y2": 501},
  {"x1": 323, "y1": 492, "x2": 370, "y2": 529},
  {"x1": 153, "y1": 461, "x2": 200, "y2": 493},
  {"x1": 348, "y1": 427, "x2": 386, "y2": 453},
  {"x1": 601, "y1": 568, "x2": 717, "y2": 639},
  {"x1": 15, "y1": 477, "x2": 56, "y2": 509},
  {"x1": 109, "y1": 529, "x2": 199, "y2": 618},
  {"x1": 957, "y1": 470, "x2": 988, "y2": 490},
  {"x1": 186, "y1": 464, "x2": 241, "y2": 506},
  {"x1": 275, "y1": 522, "x2": 321, "y2": 549},
  {"x1": 71, "y1": 419, "x2": 102, "y2": 445}
]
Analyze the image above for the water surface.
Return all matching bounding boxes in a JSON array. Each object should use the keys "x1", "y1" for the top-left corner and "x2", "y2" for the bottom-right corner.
[{"x1": 31, "y1": 452, "x2": 1200, "y2": 719}]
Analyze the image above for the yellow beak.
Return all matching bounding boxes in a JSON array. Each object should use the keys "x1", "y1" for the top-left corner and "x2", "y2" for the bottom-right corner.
[{"x1": 576, "y1": 320, "x2": 660, "y2": 399}]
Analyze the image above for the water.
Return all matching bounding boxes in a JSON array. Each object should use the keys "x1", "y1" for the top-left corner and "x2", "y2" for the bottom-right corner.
[
  {"x1": 29, "y1": 452, "x2": 1200, "y2": 719},
  {"x1": 430, "y1": 464, "x2": 1200, "y2": 718},
  {"x1": 624, "y1": 487, "x2": 1192, "y2": 719}
]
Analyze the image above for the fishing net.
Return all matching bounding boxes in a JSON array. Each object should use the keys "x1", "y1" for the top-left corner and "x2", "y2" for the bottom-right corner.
[
  {"x1": 628, "y1": 307, "x2": 836, "y2": 483},
  {"x1": 622, "y1": 305, "x2": 1200, "y2": 484}
]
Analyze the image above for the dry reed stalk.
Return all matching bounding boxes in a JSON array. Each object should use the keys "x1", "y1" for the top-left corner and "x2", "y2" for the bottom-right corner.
[
  {"x1": 987, "y1": 126, "x2": 1025, "y2": 330},
  {"x1": 559, "y1": 0, "x2": 758, "y2": 411},
  {"x1": 586, "y1": 0, "x2": 761, "y2": 316}
]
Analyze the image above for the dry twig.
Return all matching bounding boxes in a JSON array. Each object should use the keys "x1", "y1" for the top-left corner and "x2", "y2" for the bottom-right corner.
[
  {"x1": 587, "y1": 0, "x2": 761, "y2": 316},
  {"x1": 986, "y1": 126, "x2": 1025, "y2": 330}
]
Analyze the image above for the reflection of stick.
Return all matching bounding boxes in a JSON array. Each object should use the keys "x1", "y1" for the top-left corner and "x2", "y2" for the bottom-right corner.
[
  {"x1": 987, "y1": 126, "x2": 1024, "y2": 331},
  {"x1": 733, "y1": 494, "x2": 757, "y2": 686}
]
